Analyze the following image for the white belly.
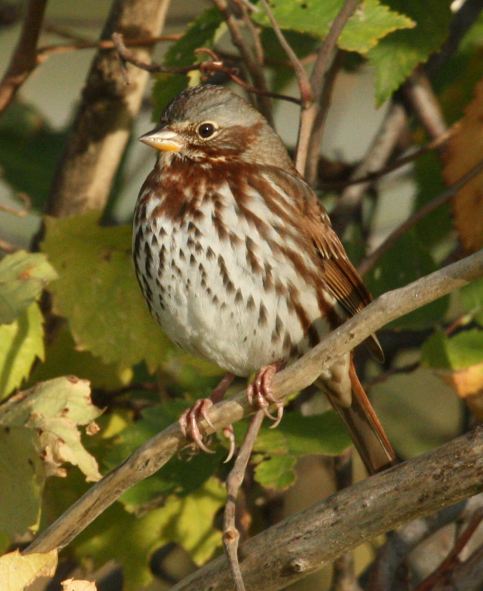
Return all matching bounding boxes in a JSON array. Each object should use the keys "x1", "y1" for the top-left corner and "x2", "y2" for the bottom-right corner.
[{"x1": 133, "y1": 183, "x2": 333, "y2": 376}]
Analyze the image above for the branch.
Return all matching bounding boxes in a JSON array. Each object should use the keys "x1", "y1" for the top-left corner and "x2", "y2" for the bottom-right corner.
[
  {"x1": 172, "y1": 428, "x2": 483, "y2": 590},
  {"x1": 224, "y1": 411, "x2": 265, "y2": 591},
  {"x1": 45, "y1": 0, "x2": 171, "y2": 217},
  {"x1": 321, "y1": 124, "x2": 457, "y2": 191},
  {"x1": 111, "y1": 36, "x2": 301, "y2": 105},
  {"x1": 414, "y1": 508, "x2": 483, "y2": 591},
  {"x1": 24, "y1": 251, "x2": 483, "y2": 556},
  {"x1": 331, "y1": 102, "x2": 407, "y2": 235},
  {"x1": 357, "y1": 159, "x2": 483, "y2": 276},
  {"x1": 404, "y1": 67, "x2": 447, "y2": 141},
  {"x1": 365, "y1": 497, "x2": 483, "y2": 590},
  {"x1": 297, "y1": 0, "x2": 360, "y2": 175},
  {"x1": 0, "y1": 0, "x2": 48, "y2": 115},
  {"x1": 212, "y1": 0, "x2": 273, "y2": 123},
  {"x1": 36, "y1": 33, "x2": 180, "y2": 59}
]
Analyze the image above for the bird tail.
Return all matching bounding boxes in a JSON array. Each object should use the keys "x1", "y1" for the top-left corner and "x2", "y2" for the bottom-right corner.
[{"x1": 325, "y1": 361, "x2": 396, "y2": 475}]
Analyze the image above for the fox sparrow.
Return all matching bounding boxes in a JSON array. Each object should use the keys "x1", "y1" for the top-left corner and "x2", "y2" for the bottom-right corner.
[{"x1": 133, "y1": 84, "x2": 395, "y2": 474}]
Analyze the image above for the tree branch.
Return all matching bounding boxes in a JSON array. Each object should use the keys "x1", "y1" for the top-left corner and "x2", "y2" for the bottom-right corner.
[
  {"x1": 212, "y1": 0, "x2": 273, "y2": 123},
  {"x1": 172, "y1": 427, "x2": 483, "y2": 591},
  {"x1": 45, "y1": 0, "x2": 171, "y2": 217},
  {"x1": 224, "y1": 410, "x2": 265, "y2": 591},
  {"x1": 24, "y1": 250, "x2": 483, "y2": 556},
  {"x1": 297, "y1": 0, "x2": 360, "y2": 176},
  {"x1": 358, "y1": 159, "x2": 483, "y2": 276},
  {"x1": 331, "y1": 102, "x2": 407, "y2": 235},
  {"x1": 0, "y1": 0, "x2": 48, "y2": 115}
]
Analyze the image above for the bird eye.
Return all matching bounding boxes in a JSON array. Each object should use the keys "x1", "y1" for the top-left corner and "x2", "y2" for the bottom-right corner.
[{"x1": 197, "y1": 122, "x2": 217, "y2": 139}]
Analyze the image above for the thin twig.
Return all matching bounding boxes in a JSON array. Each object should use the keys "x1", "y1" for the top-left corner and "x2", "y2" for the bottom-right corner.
[
  {"x1": 306, "y1": 51, "x2": 342, "y2": 186},
  {"x1": 212, "y1": 0, "x2": 273, "y2": 123},
  {"x1": 259, "y1": 0, "x2": 312, "y2": 105},
  {"x1": 365, "y1": 499, "x2": 481, "y2": 591},
  {"x1": 0, "y1": 0, "x2": 48, "y2": 115},
  {"x1": 0, "y1": 238, "x2": 18, "y2": 253},
  {"x1": 224, "y1": 411, "x2": 265, "y2": 591},
  {"x1": 331, "y1": 102, "x2": 407, "y2": 235},
  {"x1": 24, "y1": 251, "x2": 483, "y2": 555},
  {"x1": 298, "y1": 0, "x2": 360, "y2": 175},
  {"x1": 358, "y1": 159, "x2": 483, "y2": 276},
  {"x1": 0, "y1": 192, "x2": 31, "y2": 217},
  {"x1": 310, "y1": 0, "x2": 359, "y2": 99},
  {"x1": 404, "y1": 67, "x2": 447, "y2": 141},
  {"x1": 321, "y1": 124, "x2": 458, "y2": 190},
  {"x1": 259, "y1": 0, "x2": 314, "y2": 175},
  {"x1": 112, "y1": 33, "x2": 301, "y2": 104},
  {"x1": 414, "y1": 508, "x2": 483, "y2": 591},
  {"x1": 37, "y1": 32, "x2": 181, "y2": 59}
]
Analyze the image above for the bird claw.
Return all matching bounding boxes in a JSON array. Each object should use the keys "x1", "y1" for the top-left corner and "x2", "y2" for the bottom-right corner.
[
  {"x1": 179, "y1": 399, "x2": 215, "y2": 454},
  {"x1": 247, "y1": 363, "x2": 284, "y2": 428},
  {"x1": 179, "y1": 398, "x2": 236, "y2": 462},
  {"x1": 222, "y1": 425, "x2": 236, "y2": 463}
]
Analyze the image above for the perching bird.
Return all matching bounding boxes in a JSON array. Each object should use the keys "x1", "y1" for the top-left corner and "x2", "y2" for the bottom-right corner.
[{"x1": 133, "y1": 84, "x2": 395, "y2": 474}]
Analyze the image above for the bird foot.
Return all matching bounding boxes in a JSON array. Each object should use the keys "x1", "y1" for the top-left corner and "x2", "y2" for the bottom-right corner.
[
  {"x1": 178, "y1": 373, "x2": 236, "y2": 461},
  {"x1": 247, "y1": 363, "x2": 284, "y2": 428}
]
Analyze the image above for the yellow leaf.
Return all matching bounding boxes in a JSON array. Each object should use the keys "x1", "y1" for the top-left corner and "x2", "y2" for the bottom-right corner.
[
  {"x1": 61, "y1": 578, "x2": 98, "y2": 591},
  {"x1": 444, "y1": 79, "x2": 483, "y2": 252},
  {"x1": 0, "y1": 549, "x2": 57, "y2": 591},
  {"x1": 437, "y1": 363, "x2": 483, "y2": 420}
]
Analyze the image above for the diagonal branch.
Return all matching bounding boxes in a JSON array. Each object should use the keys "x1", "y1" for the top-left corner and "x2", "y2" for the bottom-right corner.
[
  {"x1": 24, "y1": 250, "x2": 483, "y2": 556},
  {"x1": 0, "y1": 0, "x2": 48, "y2": 115},
  {"x1": 212, "y1": 0, "x2": 273, "y2": 123},
  {"x1": 358, "y1": 159, "x2": 483, "y2": 276},
  {"x1": 168, "y1": 427, "x2": 482, "y2": 591},
  {"x1": 298, "y1": 0, "x2": 360, "y2": 175}
]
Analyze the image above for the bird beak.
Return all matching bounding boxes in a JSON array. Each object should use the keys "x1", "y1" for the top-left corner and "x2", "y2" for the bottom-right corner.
[{"x1": 139, "y1": 126, "x2": 182, "y2": 152}]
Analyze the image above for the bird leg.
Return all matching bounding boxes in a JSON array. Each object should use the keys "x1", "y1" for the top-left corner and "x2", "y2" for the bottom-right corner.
[
  {"x1": 179, "y1": 372, "x2": 236, "y2": 461},
  {"x1": 247, "y1": 362, "x2": 284, "y2": 428}
]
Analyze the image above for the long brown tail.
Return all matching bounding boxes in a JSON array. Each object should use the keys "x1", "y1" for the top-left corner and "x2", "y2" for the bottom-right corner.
[{"x1": 326, "y1": 362, "x2": 396, "y2": 474}]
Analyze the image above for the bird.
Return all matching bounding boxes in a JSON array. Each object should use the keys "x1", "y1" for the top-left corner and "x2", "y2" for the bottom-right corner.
[{"x1": 132, "y1": 84, "x2": 396, "y2": 474}]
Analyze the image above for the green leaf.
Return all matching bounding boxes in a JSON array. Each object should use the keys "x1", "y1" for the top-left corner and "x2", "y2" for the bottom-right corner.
[
  {"x1": 41, "y1": 212, "x2": 171, "y2": 371},
  {"x1": 367, "y1": 0, "x2": 452, "y2": 104},
  {"x1": 365, "y1": 231, "x2": 448, "y2": 329},
  {"x1": 0, "y1": 377, "x2": 102, "y2": 482},
  {"x1": 339, "y1": 0, "x2": 414, "y2": 54},
  {"x1": 255, "y1": 410, "x2": 350, "y2": 456},
  {"x1": 0, "y1": 101, "x2": 66, "y2": 210},
  {"x1": 74, "y1": 478, "x2": 224, "y2": 590},
  {"x1": 254, "y1": 454, "x2": 297, "y2": 490},
  {"x1": 30, "y1": 325, "x2": 133, "y2": 391},
  {"x1": 254, "y1": 0, "x2": 414, "y2": 55},
  {"x1": 152, "y1": 8, "x2": 224, "y2": 119},
  {"x1": 104, "y1": 402, "x2": 223, "y2": 510},
  {"x1": 0, "y1": 303, "x2": 44, "y2": 398},
  {"x1": 422, "y1": 329, "x2": 483, "y2": 370},
  {"x1": 0, "y1": 426, "x2": 44, "y2": 536},
  {"x1": 0, "y1": 251, "x2": 57, "y2": 324},
  {"x1": 164, "y1": 477, "x2": 225, "y2": 565},
  {"x1": 460, "y1": 278, "x2": 483, "y2": 326},
  {"x1": 253, "y1": 410, "x2": 350, "y2": 490},
  {"x1": 152, "y1": 74, "x2": 190, "y2": 121}
]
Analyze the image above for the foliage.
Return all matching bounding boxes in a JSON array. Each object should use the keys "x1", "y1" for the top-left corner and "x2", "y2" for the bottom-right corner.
[{"x1": 0, "y1": 1, "x2": 481, "y2": 590}]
